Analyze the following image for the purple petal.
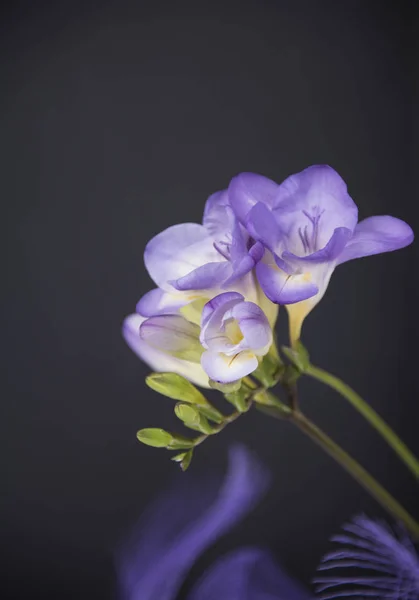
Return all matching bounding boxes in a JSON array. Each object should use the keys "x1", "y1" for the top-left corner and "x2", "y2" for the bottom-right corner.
[
  {"x1": 116, "y1": 446, "x2": 270, "y2": 600},
  {"x1": 136, "y1": 289, "x2": 188, "y2": 317},
  {"x1": 122, "y1": 314, "x2": 209, "y2": 387},
  {"x1": 201, "y1": 292, "x2": 244, "y2": 328},
  {"x1": 203, "y1": 189, "x2": 236, "y2": 242},
  {"x1": 201, "y1": 349, "x2": 258, "y2": 383},
  {"x1": 144, "y1": 223, "x2": 221, "y2": 290},
  {"x1": 189, "y1": 547, "x2": 310, "y2": 600},
  {"x1": 171, "y1": 261, "x2": 232, "y2": 291},
  {"x1": 256, "y1": 261, "x2": 318, "y2": 304},
  {"x1": 274, "y1": 165, "x2": 358, "y2": 249},
  {"x1": 232, "y1": 301, "x2": 272, "y2": 352},
  {"x1": 228, "y1": 172, "x2": 279, "y2": 224},
  {"x1": 283, "y1": 227, "x2": 352, "y2": 264},
  {"x1": 337, "y1": 216, "x2": 414, "y2": 265},
  {"x1": 245, "y1": 201, "x2": 283, "y2": 252}
]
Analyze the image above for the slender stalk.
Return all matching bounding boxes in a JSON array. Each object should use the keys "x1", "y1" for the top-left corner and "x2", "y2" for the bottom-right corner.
[
  {"x1": 306, "y1": 364, "x2": 419, "y2": 480},
  {"x1": 291, "y1": 410, "x2": 419, "y2": 539}
]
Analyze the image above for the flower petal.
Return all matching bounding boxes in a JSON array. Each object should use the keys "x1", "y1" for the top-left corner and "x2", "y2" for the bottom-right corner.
[
  {"x1": 283, "y1": 227, "x2": 353, "y2": 264},
  {"x1": 115, "y1": 446, "x2": 270, "y2": 600},
  {"x1": 201, "y1": 292, "x2": 244, "y2": 329},
  {"x1": 256, "y1": 261, "x2": 318, "y2": 304},
  {"x1": 274, "y1": 165, "x2": 358, "y2": 249},
  {"x1": 122, "y1": 314, "x2": 209, "y2": 387},
  {"x1": 201, "y1": 349, "x2": 258, "y2": 383},
  {"x1": 144, "y1": 223, "x2": 222, "y2": 291},
  {"x1": 245, "y1": 201, "x2": 283, "y2": 253},
  {"x1": 203, "y1": 189, "x2": 236, "y2": 242},
  {"x1": 136, "y1": 289, "x2": 189, "y2": 317},
  {"x1": 140, "y1": 315, "x2": 202, "y2": 362},
  {"x1": 228, "y1": 172, "x2": 279, "y2": 224},
  {"x1": 189, "y1": 547, "x2": 310, "y2": 600},
  {"x1": 337, "y1": 215, "x2": 414, "y2": 265},
  {"x1": 171, "y1": 261, "x2": 232, "y2": 291},
  {"x1": 232, "y1": 301, "x2": 272, "y2": 354}
]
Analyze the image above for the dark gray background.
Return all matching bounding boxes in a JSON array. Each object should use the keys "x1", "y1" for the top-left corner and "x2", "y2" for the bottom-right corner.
[{"x1": 2, "y1": 0, "x2": 418, "y2": 598}]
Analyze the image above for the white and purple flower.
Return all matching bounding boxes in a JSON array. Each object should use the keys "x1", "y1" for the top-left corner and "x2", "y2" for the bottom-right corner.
[
  {"x1": 200, "y1": 292, "x2": 272, "y2": 383},
  {"x1": 123, "y1": 292, "x2": 273, "y2": 386},
  {"x1": 228, "y1": 165, "x2": 414, "y2": 342}
]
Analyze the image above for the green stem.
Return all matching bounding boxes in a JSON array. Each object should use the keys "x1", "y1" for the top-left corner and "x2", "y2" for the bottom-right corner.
[
  {"x1": 306, "y1": 364, "x2": 419, "y2": 480},
  {"x1": 264, "y1": 403, "x2": 419, "y2": 539}
]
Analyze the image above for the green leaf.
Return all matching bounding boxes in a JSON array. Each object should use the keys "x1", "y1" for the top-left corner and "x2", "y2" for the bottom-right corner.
[
  {"x1": 281, "y1": 341, "x2": 310, "y2": 373},
  {"x1": 146, "y1": 372, "x2": 207, "y2": 404},
  {"x1": 137, "y1": 428, "x2": 173, "y2": 448},
  {"x1": 175, "y1": 403, "x2": 214, "y2": 434},
  {"x1": 171, "y1": 449, "x2": 193, "y2": 471}
]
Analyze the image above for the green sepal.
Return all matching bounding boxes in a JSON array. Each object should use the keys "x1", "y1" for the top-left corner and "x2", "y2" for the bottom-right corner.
[
  {"x1": 253, "y1": 344, "x2": 284, "y2": 387},
  {"x1": 175, "y1": 403, "x2": 215, "y2": 434},
  {"x1": 224, "y1": 381, "x2": 253, "y2": 413},
  {"x1": 281, "y1": 341, "x2": 310, "y2": 373},
  {"x1": 171, "y1": 449, "x2": 194, "y2": 471},
  {"x1": 146, "y1": 372, "x2": 207, "y2": 404},
  {"x1": 253, "y1": 389, "x2": 284, "y2": 408},
  {"x1": 137, "y1": 428, "x2": 173, "y2": 448},
  {"x1": 209, "y1": 379, "x2": 242, "y2": 393}
]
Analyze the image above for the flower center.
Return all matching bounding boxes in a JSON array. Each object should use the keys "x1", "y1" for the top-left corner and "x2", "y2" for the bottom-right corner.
[
  {"x1": 224, "y1": 318, "x2": 244, "y2": 345},
  {"x1": 298, "y1": 206, "x2": 325, "y2": 255}
]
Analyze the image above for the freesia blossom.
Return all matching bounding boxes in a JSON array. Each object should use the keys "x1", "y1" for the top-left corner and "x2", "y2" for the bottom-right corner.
[
  {"x1": 228, "y1": 165, "x2": 414, "y2": 344},
  {"x1": 136, "y1": 189, "x2": 278, "y2": 328},
  {"x1": 200, "y1": 292, "x2": 272, "y2": 383},
  {"x1": 123, "y1": 293, "x2": 272, "y2": 385}
]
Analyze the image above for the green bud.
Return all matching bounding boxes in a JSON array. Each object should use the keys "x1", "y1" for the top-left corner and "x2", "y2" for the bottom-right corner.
[
  {"x1": 171, "y1": 449, "x2": 193, "y2": 471},
  {"x1": 175, "y1": 403, "x2": 214, "y2": 434},
  {"x1": 137, "y1": 428, "x2": 173, "y2": 448},
  {"x1": 146, "y1": 372, "x2": 207, "y2": 404},
  {"x1": 281, "y1": 341, "x2": 310, "y2": 373}
]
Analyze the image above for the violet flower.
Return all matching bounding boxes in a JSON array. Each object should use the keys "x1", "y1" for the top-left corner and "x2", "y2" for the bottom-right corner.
[
  {"x1": 136, "y1": 189, "x2": 278, "y2": 328},
  {"x1": 315, "y1": 515, "x2": 419, "y2": 599},
  {"x1": 228, "y1": 165, "x2": 414, "y2": 343},
  {"x1": 116, "y1": 446, "x2": 310, "y2": 600}
]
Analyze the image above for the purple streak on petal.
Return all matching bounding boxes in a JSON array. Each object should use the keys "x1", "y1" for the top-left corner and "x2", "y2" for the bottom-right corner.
[
  {"x1": 274, "y1": 165, "x2": 358, "y2": 249},
  {"x1": 201, "y1": 349, "x2": 258, "y2": 382},
  {"x1": 229, "y1": 172, "x2": 279, "y2": 224},
  {"x1": 337, "y1": 216, "x2": 414, "y2": 265},
  {"x1": 116, "y1": 446, "x2": 270, "y2": 600},
  {"x1": 256, "y1": 262, "x2": 318, "y2": 305},
  {"x1": 136, "y1": 289, "x2": 188, "y2": 317},
  {"x1": 283, "y1": 227, "x2": 352, "y2": 264},
  {"x1": 144, "y1": 223, "x2": 221, "y2": 290},
  {"x1": 189, "y1": 547, "x2": 310, "y2": 600},
  {"x1": 171, "y1": 261, "x2": 232, "y2": 291}
]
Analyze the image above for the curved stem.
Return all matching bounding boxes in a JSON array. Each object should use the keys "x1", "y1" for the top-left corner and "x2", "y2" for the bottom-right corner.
[
  {"x1": 306, "y1": 364, "x2": 419, "y2": 480},
  {"x1": 263, "y1": 401, "x2": 419, "y2": 539},
  {"x1": 291, "y1": 410, "x2": 419, "y2": 539}
]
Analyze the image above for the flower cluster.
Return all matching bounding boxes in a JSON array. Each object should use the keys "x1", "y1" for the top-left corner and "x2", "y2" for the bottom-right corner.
[{"x1": 123, "y1": 165, "x2": 413, "y2": 386}]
